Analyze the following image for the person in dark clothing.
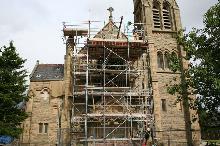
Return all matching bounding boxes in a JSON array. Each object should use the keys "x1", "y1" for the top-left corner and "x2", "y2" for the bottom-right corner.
[{"x1": 142, "y1": 128, "x2": 151, "y2": 146}]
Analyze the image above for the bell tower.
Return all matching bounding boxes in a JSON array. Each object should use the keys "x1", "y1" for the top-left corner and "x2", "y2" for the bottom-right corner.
[
  {"x1": 133, "y1": 0, "x2": 182, "y2": 34},
  {"x1": 133, "y1": 0, "x2": 201, "y2": 145}
]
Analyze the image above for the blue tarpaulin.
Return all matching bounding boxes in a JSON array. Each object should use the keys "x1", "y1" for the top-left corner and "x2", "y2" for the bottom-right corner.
[{"x1": 0, "y1": 136, "x2": 14, "y2": 144}]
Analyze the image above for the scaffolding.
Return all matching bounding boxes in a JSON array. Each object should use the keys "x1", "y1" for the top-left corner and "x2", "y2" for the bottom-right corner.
[{"x1": 63, "y1": 19, "x2": 154, "y2": 145}]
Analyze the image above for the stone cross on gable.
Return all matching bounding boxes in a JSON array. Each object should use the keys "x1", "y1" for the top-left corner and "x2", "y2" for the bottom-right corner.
[{"x1": 107, "y1": 7, "x2": 114, "y2": 21}]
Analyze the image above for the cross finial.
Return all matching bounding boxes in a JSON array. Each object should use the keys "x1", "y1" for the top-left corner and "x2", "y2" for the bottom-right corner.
[{"x1": 107, "y1": 7, "x2": 114, "y2": 21}]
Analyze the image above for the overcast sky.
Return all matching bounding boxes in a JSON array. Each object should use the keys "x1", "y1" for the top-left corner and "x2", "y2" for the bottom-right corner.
[{"x1": 0, "y1": 0, "x2": 218, "y2": 76}]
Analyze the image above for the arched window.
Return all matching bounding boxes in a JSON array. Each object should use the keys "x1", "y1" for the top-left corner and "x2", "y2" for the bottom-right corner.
[
  {"x1": 171, "y1": 52, "x2": 178, "y2": 59},
  {"x1": 153, "y1": 1, "x2": 161, "y2": 29},
  {"x1": 169, "y1": 52, "x2": 179, "y2": 71},
  {"x1": 157, "y1": 52, "x2": 164, "y2": 69},
  {"x1": 163, "y1": 2, "x2": 172, "y2": 29},
  {"x1": 164, "y1": 52, "x2": 170, "y2": 69}
]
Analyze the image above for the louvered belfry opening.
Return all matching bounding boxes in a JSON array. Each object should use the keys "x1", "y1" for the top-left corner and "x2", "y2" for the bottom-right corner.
[
  {"x1": 153, "y1": 2, "x2": 161, "y2": 29},
  {"x1": 163, "y1": 2, "x2": 171, "y2": 29}
]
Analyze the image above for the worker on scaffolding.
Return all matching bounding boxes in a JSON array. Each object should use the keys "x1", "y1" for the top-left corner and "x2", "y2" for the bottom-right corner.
[
  {"x1": 142, "y1": 128, "x2": 151, "y2": 146},
  {"x1": 133, "y1": 27, "x2": 139, "y2": 40}
]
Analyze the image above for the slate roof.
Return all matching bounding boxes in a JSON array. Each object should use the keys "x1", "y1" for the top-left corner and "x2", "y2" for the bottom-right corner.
[{"x1": 30, "y1": 64, "x2": 64, "y2": 81}]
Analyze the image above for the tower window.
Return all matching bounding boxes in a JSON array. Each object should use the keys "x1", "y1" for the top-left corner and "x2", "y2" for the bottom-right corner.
[
  {"x1": 169, "y1": 52, "x2": 179, "y2": 71},
  {"x1": 157, "y1": 52, "x2": 164, "y2": 69},
  {"x1": 164, "y1": 52, "x2": 170, "y2": 69},
  {"x1": 177, "y1": 101, "x2": 183, "y2": 111},
  {"x1": 153, "y1": 2, "x2": 161, "y2": 29},
  {"x1": 163, "y1": 2, "x2": 172, "y2": 29},
  {"x1": 171, "y1": 52, "x2": 177, "y2": 57},
  {"x1": 171, "y1": 52, "x2": 178, "y2": 61},
  {"x1": 161, "y1": 99, "x2": 167, "y2": 111}
]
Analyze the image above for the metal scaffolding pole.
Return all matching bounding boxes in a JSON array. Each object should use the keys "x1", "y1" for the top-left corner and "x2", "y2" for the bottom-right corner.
[
  {"x1": 85, "y1": 44, "x2": 89, "y2": 146},
  {"x1": 103, "y1": 44, "x2": 106, "y2": 143},
  {"x1": 66, "y1": 20, "x2": 154, "y2": 145}
]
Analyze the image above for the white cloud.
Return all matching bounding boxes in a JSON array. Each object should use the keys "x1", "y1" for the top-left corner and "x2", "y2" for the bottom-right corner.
[{"x1": 0, "y1": 0, "x2": 218, "y2": 76}]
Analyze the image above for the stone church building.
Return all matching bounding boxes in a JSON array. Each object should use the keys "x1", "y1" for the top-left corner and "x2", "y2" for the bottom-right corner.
[{"x1": 20, "y1": 0, "x2": 201, "y2": 145}]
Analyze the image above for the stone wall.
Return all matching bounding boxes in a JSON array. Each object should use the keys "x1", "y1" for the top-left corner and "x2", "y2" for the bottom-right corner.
[{"x1": 20, "y1": 81, "x2": 64, "y2": 146}]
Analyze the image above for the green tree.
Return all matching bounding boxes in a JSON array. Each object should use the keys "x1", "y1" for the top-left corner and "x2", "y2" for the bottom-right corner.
[
  {"x1": 168, "y1": 1, "x2": 220, "y2": 126},
  {"x1": 0, "y1": 41, "x2": 28, "y2": 138}
]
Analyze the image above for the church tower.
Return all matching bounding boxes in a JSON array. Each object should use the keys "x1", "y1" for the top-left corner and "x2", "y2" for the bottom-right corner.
[{"x1": 133, "y1": 0, "x2": 201, "y2": 145}]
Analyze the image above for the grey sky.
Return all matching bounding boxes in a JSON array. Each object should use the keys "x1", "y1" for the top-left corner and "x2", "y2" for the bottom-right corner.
[{"x1": 0, "y1": 0, "x2": 218, "y2": 75}]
